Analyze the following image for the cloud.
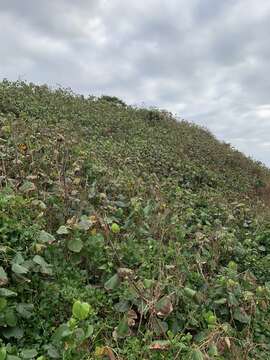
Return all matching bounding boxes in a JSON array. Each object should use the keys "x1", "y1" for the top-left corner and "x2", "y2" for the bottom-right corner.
[{"x1": 0, "y1": 0, "x2": 270, "y2": 166}]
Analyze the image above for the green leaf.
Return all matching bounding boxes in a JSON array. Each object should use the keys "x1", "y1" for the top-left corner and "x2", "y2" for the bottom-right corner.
[
  {"x1": 56, "y1": 225, "x2": 69, "y2": 235},
  {"x1": 143, "y1": 279, "x2": 154, "y2": 289},
  {"x1": 84, "y1": 324, "x2": 94, "y2": 338},
  {"x1": 16, "y1": 303, "x2": 34, "y2": 319},
  {"x1": 6, "y1": 356, "x2": 21, "y2": 360},
  {"x1": 3, "y1": 326, "x2": 23, "y2": 339},
  {"x1": 191, "y1": 349, "x2": 204, "y2": 360},
  {"x1": 203, "y1": 311, "x2": 217, "y2": 325},
  {"x1": 0, "y1": 288, "x2": 17, "y2": 298},
  {"x1": 21, "y1": 349, "x2": 38, "y2": 359},
  {"x1": 19, "y1": 181, "x2": 36, "y2": 193},
  {"x1": 53, "y1": 324, "x2": 72, "y2": 341},
  {"x1": 214, "y1": 298, "x2": 227, "y2": 305},
  {"x1": 208, "y1": 344, "x2": 219, "y2": 356},
  {"x1": 115, "y1": 317, "x2": 130, "y2": 338},
  {"x1": 74, "y1": 327, "x2": 85, "y2": 342},
  {"x1": 38, "y1": 230, "x2": 55, "y2": 244},
  {"x1": 228, "y1": 261, "x2": 238, "y2": 271},
  {"x1": 13, "y1": 253, "x2": 24, "y2": 265},
  {"x1": 155, "y1": 296, "x2": 173, "y2": 317},
  {"x1": 111, "y1": 223, "x2": 120, "y2": 234},
  {"x1": 228, "y1": 293, "x2": 239, "y2": 306},
  {"x1": 5, "y1": 308, "x2": 17, "y2": 326},
  {"x1": 33, "y1": 255, "x2": 47, "y2": 267},
  {"x1": 33, "y1": 256, "x2": 52, "y2": 275},
  {"x1": 68, "y1": 239, "x2": 83, "y2": 253},
  {"x1": 46, "y1": 345, "x2": 59, "y2": 359},
  {"x1": 0, "y1": 297, "x2": 7, "y2": 311},
  {"x1": 77, "y1": 216, "x2": 92, "y2": 231},
  {"x1": 72, "y1": 300, "x2": 91, "y2": 320},
  {"x1": 233, "y1": 308, "x2": 251, "y2": 324},
  {"x1": 0, "y1": 347, "x2": 7, "y2": 360},
  {"x1": 114, "y1": 301, "x2": 129, "y2": 313},
  {"x1": 104, "y1": 274, "x2": 120, "y2": 290},
  {"x1": 11, "y1": 263, "x2": 28, "y2": 275},
  {"x1": 183, "y1": 287, "x2": 197, "y2": 298},
  {"x1": 0, "y1": 266, "x2": 8, "y2": 286}
]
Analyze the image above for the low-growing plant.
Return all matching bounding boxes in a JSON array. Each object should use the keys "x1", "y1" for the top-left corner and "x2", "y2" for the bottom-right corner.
[{"x1": 0, "y1": 80, "x2": 270, "y2": 359}]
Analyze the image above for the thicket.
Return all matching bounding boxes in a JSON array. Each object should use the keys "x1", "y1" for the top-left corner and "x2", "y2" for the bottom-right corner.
[{"x1": 0, "y1": 80, "x2": 269, "y2": 359}]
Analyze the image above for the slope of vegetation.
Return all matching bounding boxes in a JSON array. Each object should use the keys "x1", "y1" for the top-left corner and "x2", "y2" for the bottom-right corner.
[{"x1": 0, "y1": 80, "x2": 269, "y2": 359}]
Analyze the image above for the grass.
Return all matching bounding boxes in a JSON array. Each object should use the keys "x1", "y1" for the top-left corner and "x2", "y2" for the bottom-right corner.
[{"x1": 0, "y1": 80, "x2": 269, "y2": 359}]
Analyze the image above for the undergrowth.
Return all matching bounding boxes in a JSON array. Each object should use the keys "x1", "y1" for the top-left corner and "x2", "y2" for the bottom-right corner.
[{"x1": 0, "y1": 80, "x2": 269, "y2": 359}]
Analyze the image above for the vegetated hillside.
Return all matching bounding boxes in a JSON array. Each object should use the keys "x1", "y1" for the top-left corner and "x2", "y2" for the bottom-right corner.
[{"x1": 0, "y1": 80, "x2": 269, "y2": 360}]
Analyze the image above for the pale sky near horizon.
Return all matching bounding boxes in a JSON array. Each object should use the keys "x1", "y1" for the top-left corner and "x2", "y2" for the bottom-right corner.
[{"x1": 0, "y1": 0, "x2": 270, "y2": 166}]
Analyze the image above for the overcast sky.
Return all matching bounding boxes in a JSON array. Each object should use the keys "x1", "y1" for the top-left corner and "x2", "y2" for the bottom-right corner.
[{"x1": 1, "y1": 0, "x2": 270, "y2": 166}]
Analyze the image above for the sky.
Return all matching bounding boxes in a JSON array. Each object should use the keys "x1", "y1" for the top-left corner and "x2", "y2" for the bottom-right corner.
[{"x1": 0, "y1": 0, "x2": 270, "y2": 166}]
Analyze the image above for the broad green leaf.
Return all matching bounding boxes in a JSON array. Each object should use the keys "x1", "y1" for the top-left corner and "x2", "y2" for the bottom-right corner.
[
  {"x1": 11, "y1": 263, "x2": 28, "y2": 275},
  {"x1": 16, "y1": 303, "x2": 34, "y2": 319},
  {"x1": 0, "y1": 298, "x2": 7, "y2": 311},
  {"x1": 228, "y1": 293, "x2": 239, "y2": 307},
  {"x1": 38, "y1": 230, "x2": 55, "y2": 244},
  {"x1": 33, "y1": 256, "x2": 53, "y2": 275},
  {"x1": 214, "y1": 298, "x2": 227, "y2": 305},
  {"x1": 0, "y1": 347, "x2": 6, "y2": 360},
  {"x1": 208, "y1": 344, "x2": 219, "y2": 356},
  {"x1": 111, "y1": 223, "x2": 120, "y2": 233},
  {"x1": 3, "y1": 326, "x2": 23, "y2": 339},
  {"x1": 68, "y1": 239, "x2": 83, "y2": 253},
  {"x1": 183, "y1": 287, "x2": 197, "y2": 298},
  {"x1": 21, "y1": 349, "x2": 38, "y2": 359},
  {"x1": 72, "y1": 300, "x2": 91, "y2": 320},
  {"x1": 143, "y1": 279, "x2": 154, "y2": 289},
  {"x1": 233, "y1": 308, "x2": 251, "y2": 324},
  {"x1": 228, "y1": 261, "x2": 238, "y2": 271},
  {"x1": 115, "y1": 317, "x2": 130, "y2": 338},
  {"x1": 155, "y1": 296, "x2": 173, "y2": 317},
  {"x1": 74, "y1": 327, "x2": 85, "y2": 341},
  {"x1": 33, "y1": 255, "x2": 47, "y2": 267},
  {"x1": 53, "y1": 324, "x2": 72, "y2": 341},
  {"x1": 203, "y1": 311, "x2": 217, "y2": 325},
  {"x1": 84, "y1": 324, "x2": 94, "y2": 338},
  {"x1": 5, "y1": 308, "x2": 17, "y2": 326},
  {"x1": 114, "y1": 301, "x2": 129, "y2": 313},
  {"x1": 191, "y1": 349, "x2": 204, "y2": 360},
  {"x1": 46, "y1": 345, "x2": 59, "y2": 359},
  {"x1": 77, "y1": 215, "x2": 92, "y2": 230},
  {"x1": 104, "y1": 274, "x2": 120, "y2": 291},
  {"x1": 13, "y1": 253, "x2": 24, "y2": 265},
  {"x1": 0, "y1": 288, "x2": 17, "y2": 298},
  {"x1": 56, "y1": 225, "x2": 69, "y2": 235}
]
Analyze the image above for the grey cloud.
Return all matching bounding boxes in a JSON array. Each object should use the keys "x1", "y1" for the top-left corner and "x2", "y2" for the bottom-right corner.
[{"x1": 0, "y1": 0, "x2": 270, "y2": 166}]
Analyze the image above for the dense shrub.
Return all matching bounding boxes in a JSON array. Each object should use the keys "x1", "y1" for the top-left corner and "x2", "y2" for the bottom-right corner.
[{"x1": 0, "y1": 80, "x2": 269, "y2": 359}]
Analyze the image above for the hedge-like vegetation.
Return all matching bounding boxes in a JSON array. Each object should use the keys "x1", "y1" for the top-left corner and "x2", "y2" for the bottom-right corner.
[{"x1": 0, "y1": 80, "x2": 269, "y2": 359}]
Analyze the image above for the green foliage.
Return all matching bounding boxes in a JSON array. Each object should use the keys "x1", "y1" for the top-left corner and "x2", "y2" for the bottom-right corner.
[
  {"x1": 72, "y1": 301, "x2": 91, "y2": 320},
  {"x1": 0, "y1": 80, "x2": 270, "y2": 359}
]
